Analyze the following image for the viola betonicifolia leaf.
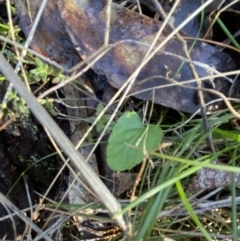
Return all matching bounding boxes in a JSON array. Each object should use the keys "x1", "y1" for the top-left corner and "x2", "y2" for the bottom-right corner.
[{"x1": 107, "y1": 111, "x2": 163, "y2": 171}]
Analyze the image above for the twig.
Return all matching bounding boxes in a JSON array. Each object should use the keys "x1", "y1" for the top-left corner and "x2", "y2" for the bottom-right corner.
[
  {"x1": 131, "y1": 72, "x2": 240, "y2": 119},
  {"x1": 180, "y1": 85, "x2": 240, "y2": 119},
  {"x1": 0, "y1": 114, "x2": 18, "y2": 131},
  {"x1": 130, "y1": 157, "x2": 147, "y2": 203},
  {"x1": 105, "y1": 0, "x2": 113, "y2": 46}
]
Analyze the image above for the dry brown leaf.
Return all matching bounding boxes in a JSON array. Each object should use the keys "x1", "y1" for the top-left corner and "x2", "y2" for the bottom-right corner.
[
  {"x1": 59, "y1": 0, "x2": 235, "y2": 113},
  {"x1": 15, "y1": 0, "x2": 236, "y2": 113}
]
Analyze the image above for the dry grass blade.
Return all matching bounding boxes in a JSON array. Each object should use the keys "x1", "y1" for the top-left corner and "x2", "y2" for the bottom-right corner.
[
  {"x1": 0, "y1": 193, "x2": 53, "y2": 241},
  {"x1": 0, "y1": 52, "x2": 127, "y2": 230}
]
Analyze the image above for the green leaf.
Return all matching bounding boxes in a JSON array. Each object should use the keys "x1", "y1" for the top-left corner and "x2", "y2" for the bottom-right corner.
[
  {"x1": 30, "y1": 58, "x2": 50, "y2": 82},
  {"x1": 107, "y1": 111, "x2": 163, "y2": 171},
  {"x1": 0, "y1": 76, "x2": 6, "y2": 82},
  {"x1": 213, "y1": 127, "x2": 240, "y2": 142},
  {"x1": 95, "y1": 103, "x2": 113, "y2": 133}
]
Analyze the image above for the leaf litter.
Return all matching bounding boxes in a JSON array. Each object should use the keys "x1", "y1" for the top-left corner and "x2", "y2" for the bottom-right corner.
[
  {"x1": 58, "y1": 0, "x2": 236, "y2": 113},
  {"x1": 9, "y1": 0, "x2": 240, "y2": 238},
  {"x1": 15, "y1": 0, "x2": 237, "y2": 113}
]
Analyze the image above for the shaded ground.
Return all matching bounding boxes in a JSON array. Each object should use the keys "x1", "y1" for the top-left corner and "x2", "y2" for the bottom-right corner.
[{"x1": 0, "y1": 113, "x2": 68, "y2": 239}]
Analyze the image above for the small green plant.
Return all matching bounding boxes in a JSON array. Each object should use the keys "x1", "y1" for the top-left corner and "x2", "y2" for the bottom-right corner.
[
  {"x1": 0, "y1": 90, "x2": 29, "y2": 117},
  {"x1": 38, "y1": 98, "x2": 56, "y2": 116},
  {"x1": 30, "y1": 57, "x2": 65, "y2": 83},
  {"x1": 107, "y1": 111, "x2": 163, "y2": 171},
  {"x1": 95, "y1": 102, "x2": 114, "y2": 133}
]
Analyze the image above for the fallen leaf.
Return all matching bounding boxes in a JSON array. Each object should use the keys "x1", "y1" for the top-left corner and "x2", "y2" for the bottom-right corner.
[
  {"x1": 59, "y1": 0, "x2": 235, "y2": 113},
  {"x1": 171, "y1": 0, "x2": 202, "y2": 37},
  {"x1": 171, "y1": 0, "x2": 225, "y2": 37},
  {"x1": 15, "y1": 0, "x2": 236, "y2": 113}
]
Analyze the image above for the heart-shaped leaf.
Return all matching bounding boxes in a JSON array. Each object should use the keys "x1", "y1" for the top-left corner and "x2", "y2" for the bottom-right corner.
[{"x1": 107, "y1": 112, "x2": 163, "y2": 171}]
